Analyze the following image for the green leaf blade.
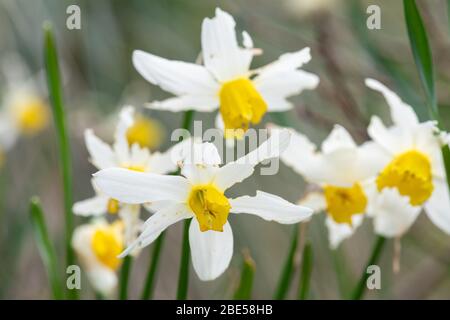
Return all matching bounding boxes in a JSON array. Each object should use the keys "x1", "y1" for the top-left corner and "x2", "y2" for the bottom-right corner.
[
  {"x1": 29, "y1": 197, "x2": 64, "y2": 300},
  {"x1": 403, "y1": 0, "x2": 437, "y2": 117}
]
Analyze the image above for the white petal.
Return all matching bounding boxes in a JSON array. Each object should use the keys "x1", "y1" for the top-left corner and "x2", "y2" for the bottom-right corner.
[
  {"x1": 146, "y1": 94, "x2": 219, "y2": 112},
  {"x1": 121, "y1": 203, "x2": 191, "y2": 257},
  {"x1": 118, "y1": 204, "x2": 142, "y2": 246},
  {"x1": 213, "y1": 128, "x2": 290, "y2": 190},
  {"x1": 189, "y1": 219, "x2": 233, "y2": 281},
  {"x1": 365, "y1": 78, "x2": 418, "y2": 128},
  {"x1": 368, "y1": 116, "x2": 412, "y2": 155},
  {"x1": 0, "y1": 116, "x2": 18, "y2": 150},
  {"x1": 321, "y1": 125, "x2": 356, "y2": 154},
  {"x1": 73, "y1": 195, "x2": 109, "y2": 216},
  {"x1": 255, "y1": 70, "x2": 319, "y2": 112},
  {"x1": 201, "y1": 8, "x2": 253, "y2": 81},
  {"x1": 326, "y1": 214, "x2": 363, "y2": 249},
  {"x1": 178, "y1": 140, "x2": 222, "y2": 166},
  {"x1": 370, "y1": 188, "x2": 421, "y2": 238},
  {"x1": 93, "y1": 168, "x2": 190, "y2": 204},
  {"x1": 230, "y1": 191, "x2": 312, "y2": 224},
  {"x1": 277, "y1": 126, "x2": 317, "y2": 177},
  {"x1": 253, "y1": 48, "x2": 318, "y2": 111},
  {"x1": 298, "y1": 191, "x2": 326, "y2": 214},
  {"x1": 113, "y1": 106, "x2": 134, "y2": 165},
  {"x1": 84, "y1": 129, "x2": 116, "y2": 170},
  {"x1": 255, "y1": 48, "x2": 313, "y2": 77},
  {"x1": 424, "y1": 178, "x2": 450, "y2": 234},
  {"x1": 133, "y1": 50, "x2": 218, "y2": 96},
  {"x1": 87, "y1": 267, "x2": 117, "y2": 297},
  {"x1": 148, "y1": 151, "x2": 177, "y2": 175}
]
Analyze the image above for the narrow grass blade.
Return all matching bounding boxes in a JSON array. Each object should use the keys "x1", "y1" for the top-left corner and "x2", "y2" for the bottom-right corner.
[
  {"x1": 233, "y1": 250, "x2": 256, "y2": 300},
  {"x1": 29, "y1": 197, "x2": 63, "y2": 300},
  {"x1": 403, "y1": 0, "x2": 437, "y2": 117},
  {"x1": 43, "y1": 22, "x2": 76, "y2": 299},
  {"x1": 297, "y1": 242, "x2": 313, "y2": 300},
  {"x1": 119, "y1": 255, "x2": 133, "y2": 300},
  {"x1": 141, "y1": 232, "x2": 166, "y2": 300},
  {"x1": 273, "y1": 227, "x2": 298, "y2": 299},
  {"x1": 351, "y1": 236, "x2": 386, "y2": 300}
]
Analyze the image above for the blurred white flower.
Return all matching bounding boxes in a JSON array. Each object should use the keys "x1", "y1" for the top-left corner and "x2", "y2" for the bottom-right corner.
[
  {"x1": 73, "y1": 106, "x2": 185, "y2": 246},
  {"x1": 133, "y1": 8, "x2": 319, "y2": 140},
  {"x1": 72, "y1": 220, "x2": 124, "y2": 297},
  {"x1": 93, "y1": 129, "x2": 312, "y2": 281},
  {"x1": 278, "y1": 124, "x2": 384, "y2": 248},
  {"x1": 364, "y1": 79, "x2": 450, "y2": 237},
  {"x1": 0, "y1": 54, "x2": 49, "y2": 165},
  {"x1": 283, "y1": 0, "x2": 338, "y2": 17}
]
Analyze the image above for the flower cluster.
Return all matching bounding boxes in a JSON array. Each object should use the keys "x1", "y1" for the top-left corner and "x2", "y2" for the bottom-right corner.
[
  {"x1": 279, "y1": 79, "x2": 450, "y2": 247},
  {"x1": 11, "y1": 6, "x2": 445, "y2": 298}
]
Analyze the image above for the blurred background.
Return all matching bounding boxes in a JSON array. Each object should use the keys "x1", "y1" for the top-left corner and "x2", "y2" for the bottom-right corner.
[{"x1": 1, "y1": 0, "x2": 450, "y2": 299}]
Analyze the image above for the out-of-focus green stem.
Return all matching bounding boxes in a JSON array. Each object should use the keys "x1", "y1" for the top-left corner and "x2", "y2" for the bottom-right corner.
[
  {"x1": 119, "y1": 255, "x2": 133, "y2": 300},
  {"x1": 141, "y1": 232, "x2": 166, "y2": 299},
  {"x1": 233, "y1": 250, "x2": 256, "y2": 300},
  {"x1": 273, "y1": 226, "x2": 298, "y2": 299},
  {"x1": 176, "y1": 110, "x2": 195, "y2": 300},
  {"x1": 177, "y1": 219, "x2": 191, "y2": 300},
  {"x1": 297, "y1": 242, "x2": 313, "y2": 300},
  {"x1": 43, "y1": 23, "x2": 76, "y2": 299},
  {"x1": 351, "y1": 236, "x2": 386, "y2": 300},
  {"x1": 29, "y1": 197, "x2": 63, "y2": 300}
]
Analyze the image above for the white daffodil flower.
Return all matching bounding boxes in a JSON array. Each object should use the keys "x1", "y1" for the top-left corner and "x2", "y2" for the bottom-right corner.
[
  {"x1": 72, "y1": 220, "x2": 124, "y2": 297},
  {"x1": 0, "y1": 54, "x2": 49, "y2": 165},
  {"x1": 278, "y1": 124, "x2": 384, "y2": 248},
  {"x1": 73, "y1": 106, "x2": 185, "y2": 246},
  {"x1": 364, "y1": 78, "x2": 450, "y2": 237},
  {"x1": 93, "y1": 129, "x2": 313, "y2": 281},
  {"x1": 132, "y1": 8, "x2": 319, "y2": 140}
]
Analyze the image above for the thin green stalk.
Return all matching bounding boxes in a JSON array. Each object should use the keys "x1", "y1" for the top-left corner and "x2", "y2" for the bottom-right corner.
[
  {"x1": 177, "y1": 219, "x2": 191, "y2": 299},
  {"x1": 43, "y1": 22, "x2": 76, "y2": 299},
  {"x1": 29, "y1": 197, "x2": 63, "y2": 300},
  {"x1": 351, "y1": 236, "x2": 386, "y2": 300},
  {"x1": 141, "y1": 232, "x2": 166, "y2": 299},
  {"x1": 297, "y1": 242, "x2": 313, "y2": 300},
  {"x1": 233, "y1": 250, "x2": 256, "y2": 300},
  {"x1": 119, "y1": 255, "x2": 133, "y2": 300},
  {"x1": 176, "y1": 110, "x2": 195, "y2": 300},
  {"x1": 273, "y1": 226, "x2": 298, "y2": 299}
]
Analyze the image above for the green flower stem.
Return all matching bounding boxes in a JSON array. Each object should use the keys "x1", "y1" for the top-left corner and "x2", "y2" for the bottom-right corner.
[
  {"x1": 119, "y1": 255, "x2": 133, "y2": 300},
  {"x1": 43, "y1": 22, "x2": 76, "y2": 299},
  {"x1": 177, "y1": 219, "x2": 191, "y2": 300},
  {"x1": 351, "y1": 236, "x2": 386, "y2": 300},
  {"x1": 233, "y1": 250, "x2": 256, "y2": 300},
  {"x1": 273, "y1": 226, "x2": 298, "y2": 299},
  {"x1": 176, "y1": 110, "x2": 195, "y2": 300},
  {"x1": 297, "y1": 242, "x2": 313, "y2": 300},
  {"x1": 141, "y1": 232, "x2": 166, "y2": 299},
  {"x1": 29, "y1": 197, "x2": 63, "y2": 300}
]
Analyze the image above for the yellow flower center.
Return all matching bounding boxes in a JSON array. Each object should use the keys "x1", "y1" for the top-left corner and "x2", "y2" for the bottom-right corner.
[
  {"x1": 15, "y1": 97, "x2": 49, "y2": 135},
  {"x1": 107, "y1": 198, "x2": 119, "y2": 214},
  {"x1": 188, "y1": 185, "x2": 231, "y2": 232},
  {"x1": 126, "y1": 116, "x2": 163, "y2": 149},
  {"x1": 324, "y1": 183, "x2": 367, "y2": 225},
  {"x1": 219, "y1": 78, "x2": 267, "y2": 139},
  {"x1": 377, "y1": 150, "x2": 433, "y2": 206},
  {"x1": 91, "y1": 222, "x2": 123, "y2": 270}
]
